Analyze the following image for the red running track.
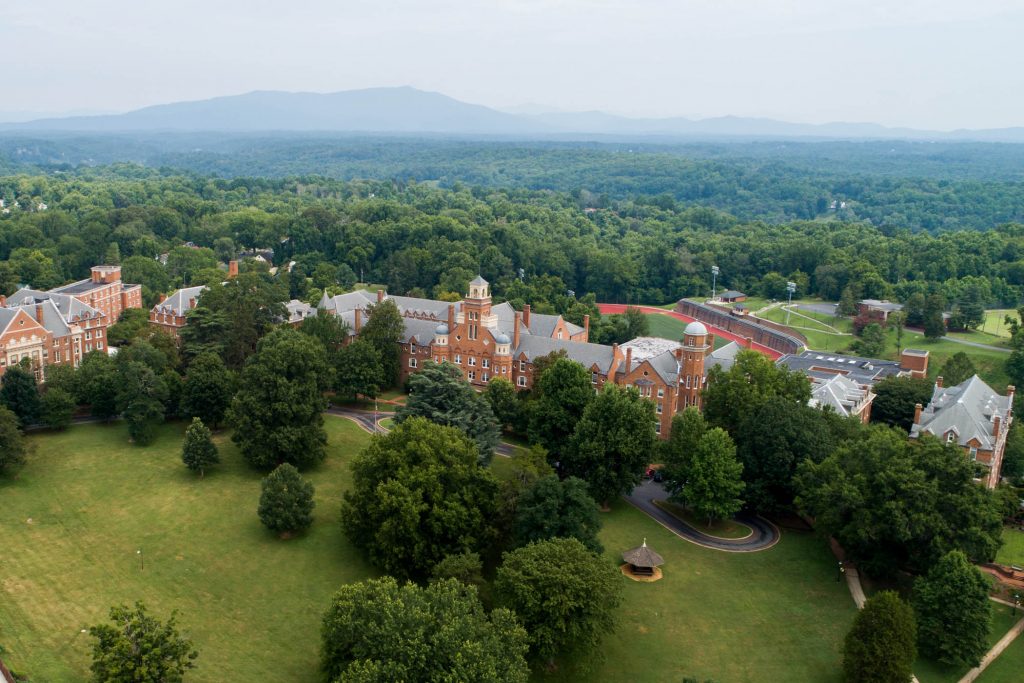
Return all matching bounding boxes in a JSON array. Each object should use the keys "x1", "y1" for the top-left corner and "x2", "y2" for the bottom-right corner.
[{"x1": 597, "y1": 304, "x2": 783, "y2": 360}]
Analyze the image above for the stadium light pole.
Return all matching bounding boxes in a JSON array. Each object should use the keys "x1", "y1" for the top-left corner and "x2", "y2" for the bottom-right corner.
[
  {"x1": 786, "y1": 282, "x2": 796, "y2": 325},
  {"x1": 711, "y1": 265, "x2": 719, "y2": 302}
]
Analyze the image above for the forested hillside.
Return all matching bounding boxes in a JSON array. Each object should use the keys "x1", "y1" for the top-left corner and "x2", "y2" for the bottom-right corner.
[
  {"x1": 2, "y1": 136, "x2": 1024, "y2": 231},
  {"x1": 1, "y1": 167, "x2": 1021, "y2": 313}
]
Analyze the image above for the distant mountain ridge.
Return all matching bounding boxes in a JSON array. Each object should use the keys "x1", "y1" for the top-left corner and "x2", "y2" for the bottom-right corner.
[{"x1": 4, "y1": 86, "x2": 1024, "y2": 142}]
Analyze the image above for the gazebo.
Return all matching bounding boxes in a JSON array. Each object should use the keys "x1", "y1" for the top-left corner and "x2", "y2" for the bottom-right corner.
[{"x1": 622, "y1": 539, "x2": 664, "y2": 579}]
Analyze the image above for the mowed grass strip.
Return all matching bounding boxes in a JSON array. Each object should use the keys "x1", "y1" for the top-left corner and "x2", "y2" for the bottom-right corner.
[{"x1": 0, "y1": 419, "x2": 375, "y2": 682}]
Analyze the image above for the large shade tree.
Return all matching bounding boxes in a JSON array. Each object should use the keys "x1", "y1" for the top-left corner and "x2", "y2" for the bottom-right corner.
[
  {"x1": 563, "y1": 383, "x2": 656, "y2": 507},
  {"x1": 527, "y1": 357, "x2": 593, "y2": 459},
  {"x1": 702, "y1": 350, "x2": 810, "y2": 434},
  {"x1": 230, "y1": 328, "x2": 331, "y2": 469},
  {"x1": 358, "y1": 298, "x2": 405, "y2": 387},
  {"x1": 842, "y1": 591, "x2": 917, "y2": 683},
  {"x1": 180, "y1": 352, "x2": 233, "y2": 428},
  {"x1": 88, "y1": 602, "x2": 198, "y2": 683},
  {"x1": 320, "y1": 577, "x2": 528, "y2": 683},
  {"x1": 912, "y1": 550, "x2": 991, "y2": 667},
  {"x1": 340, "y1": 417, "x2": 499, "y2": 580},
  {"x1": 678, "y1": 427, "x2": 745, "y2": 525},
  {"x1": 513, "y1": 474, "x2": 603, "y2": 553}
]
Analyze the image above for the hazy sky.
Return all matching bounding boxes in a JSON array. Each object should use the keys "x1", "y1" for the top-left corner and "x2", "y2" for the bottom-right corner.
[{"x1": 3, "y1": 0, "x2": 1023, "y2": 129}]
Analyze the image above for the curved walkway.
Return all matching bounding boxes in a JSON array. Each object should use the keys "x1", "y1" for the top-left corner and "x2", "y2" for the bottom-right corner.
[{"x1": 624, "y1": 479, "x2": 780, "y2": 552}]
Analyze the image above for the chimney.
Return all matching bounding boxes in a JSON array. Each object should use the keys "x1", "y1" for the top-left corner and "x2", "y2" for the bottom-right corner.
[
  {"x1": 625, "y1": 347, "x2": 633, "y2": 374},
  {"x1": 36, "y1": 302, "x2": 44, "y2": 323},
  {"x1": 1008, "y1": 385, "x2": 1016, "y2": 415},
  {"x1": 448, "y1": 304, "x2": 456, "y2": 332},
  {"x1": 674, "y1": 347, "x2": 683, "y2": 362},
  {"x1": 523, "y1": 304, "x2": 531, "y2": 328},
  {"x1": 228, "y1": 260, "x2": 239, "y2": 279},
  {"x1": 936, "y1": 376, "x2": 943, "y2": 388},
  {"x1": 0, "y1": 295, "x2": 6, "y2": 307},
  {"x1": 513, "y1": 311, "x2": 521, "y2": 349},
  {"x1": 354, "y1": 308, "x2": 362, "y2": 333},
  {"x1": 377, "y1": 289, "x2": 385, "y2": 304},
  {"x1": 583, "y1": 314, "x2": 590, "y2": 341},
  {"x1": 994, "y1": 415, "x2": 1002, "y2": 440},
  {"x1": 188, "y1": 297, "x2": 196, "y2": 310},
  {"x1": 913, "y1": 403, "x2": 923, "y2": 425},
  {"x1": 707, "y1": 332, "x2": 715, "y2": 355}
]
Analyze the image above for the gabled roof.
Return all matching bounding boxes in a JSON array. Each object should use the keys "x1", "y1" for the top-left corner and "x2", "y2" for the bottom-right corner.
[
  {"x1": 810, "y1": 374, "x2": 867, "y2": 417},
  {"x1": 401, "y1": 317, "x2": 444, "y2": 344},
  {"x1": 17, "y1": 298, "x2": 72, "y2": 337},
  {"x1": 285, "y1": 299, "x2": 317, "y2": 324},
  {"x1": 515, "y1": 334, "x2": 617, "y2": 373},
  {"x1": 707, "y1": 341, "x2": 741, "y2": 372},
  {"x1": 526, "y1": 312, "x2": 564, "y2": 338},
  {"x1": 9, "y1": 288, "x2": 103, "y2": 322},
  {"x1": 911, "y1": 375, "x2": 1011, "y2": 451},
  {"x1": 319, "y1": 290, "x2": 376, "y2": 313}
]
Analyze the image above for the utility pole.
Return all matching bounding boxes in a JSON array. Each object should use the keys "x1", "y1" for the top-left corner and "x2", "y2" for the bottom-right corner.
[{"x1": 711, "y1": 265, "x2": 719, "y2": 302}]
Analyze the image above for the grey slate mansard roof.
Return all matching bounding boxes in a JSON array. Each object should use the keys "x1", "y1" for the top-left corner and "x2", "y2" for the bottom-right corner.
[
  {"x1": 9, "y1": 288, "x2": 102, "y2": 322},
  {"x1": 776, "y1": 350, "x2": 902, "y2": 387},
  {"x1": 153, "y1": 285, "x2": 208, "y2": 316},
  {"x1": 910, "y1": 375, "x2": 1010, "y2": 451},
  {"x1": 514, "y1": 334, "x2": 617, "y2": 373}
]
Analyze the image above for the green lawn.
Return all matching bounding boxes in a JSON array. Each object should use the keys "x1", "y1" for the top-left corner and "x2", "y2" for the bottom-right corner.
[
  {"x1": 653, "y1": 499, "x2": 753, "y2": 540},
  {"x1": 537, "y1": 501, "x2": 857, "y2": 682},
  {"x1": 914, "y1": 603, "x2": 1020, "y2": 683},
  {"x1": 644, "y1": 312, "x2": 690, "y2": 340},
  {"x1": 977, "y1": 620, "x2": 1024, "y2": 683},
  {"x1": 0, "y1": 419, "x2": 376, "y2": 682},
  {"x1": 996, "y1": 528, "x2": 1024, "y2": 567}
]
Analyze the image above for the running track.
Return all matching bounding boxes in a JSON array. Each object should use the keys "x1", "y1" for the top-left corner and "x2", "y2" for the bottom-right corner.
[{"x1": 597, "y1": 303, "x2": 783, "y2": 360}]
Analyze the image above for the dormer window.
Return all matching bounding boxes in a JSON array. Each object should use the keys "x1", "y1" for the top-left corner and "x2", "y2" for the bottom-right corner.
[{"x1": 946, "y1": 432, "x2": 955, "y2": 444}]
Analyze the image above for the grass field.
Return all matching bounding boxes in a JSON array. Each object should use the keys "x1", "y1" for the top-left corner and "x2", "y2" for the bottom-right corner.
[
  {"x1": 0, "y1": 419, "x2": 376, "y2": 682},
  {"x1": 996, "y1": 528, "x2": 1024, "y2": 567},
  {"x1": 643, "y1": 313, "x2": 730, "y2": 349},
  {"x1": 914, "y1": 603, "x2": 1020, "y2": 683},
  {"x1": 2, "y1": 421, "x2": 860, "y2": 683},
  {"x1": 653, "y1": 499, "x2": 753, "y2": 540},
  {"x1": 541, "y1": 502, "x2": 857, "y2": 683},
  {"x1": 977, "y1": 622, "x2": 1024, "y2": 683}
]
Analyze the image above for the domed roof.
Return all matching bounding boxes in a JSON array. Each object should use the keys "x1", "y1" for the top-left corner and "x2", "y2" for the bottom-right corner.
[
  {"x1": 495, "y1": 332, "x2": 511, "y2": 344},
  {"x1": 684, "y1": 321, "x2": 708, "y2": 336},
  {"x1": 434, "y1": 323, "x2": 449, "y2": 335}
]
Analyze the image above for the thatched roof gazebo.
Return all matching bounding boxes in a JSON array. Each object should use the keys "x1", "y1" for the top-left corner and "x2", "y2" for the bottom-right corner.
[{"x1": 622, "y1": 539, "x2": 664, "y2": 580}]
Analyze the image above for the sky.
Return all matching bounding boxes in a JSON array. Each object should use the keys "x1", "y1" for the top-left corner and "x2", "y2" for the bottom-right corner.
[{"x1": 2, "y1": 0, "x2": 1023, "y2": 130}]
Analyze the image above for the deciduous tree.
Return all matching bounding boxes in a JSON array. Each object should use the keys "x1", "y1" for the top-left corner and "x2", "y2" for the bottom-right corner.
[
  {"x1": 116, "y1": 361, "x2": 168, "y2": 446},
  {"x1": 702, "y1": 350, "x2": 810, "y2": 434},
  {"x1": 180, "y1": 352, "x2": 233, "y2": 428},
  {"x1": 527, "y1": 357, "x2": 593, "y2": 458},
  {"x1": 359, "y1": 298, "x2": 404, "y2": 387},
  {"x1": 842, "y1": 591, "x2": 917, "y2": 683},
  {"x1": 258, "y1": 463, "x2": 315, "y2": 537},
  {"x1": 0, "y1": 406, "x2": 27, "y2": 476},
  {"x1": 333, "y1": 337, "x2": 385, "y2": 400},
  {"x1": 514, "y1": 475, "x2": 603, "y2": 553},
  {"x1": 40, "y1": 387, "x2": 76, "y2": 430},
  {"x1": 679, "y1": 427, "x2": 745, "y2": 525},
  {"x1": 871, "y1": 376, "x2": 934, "y2": 431},
  {"x1": 939, "y1": 352, "x2": 977, "y2": 387},
  {"x1": 912, "y1": 550, "x2": 991, "y2": 667},
  {"x1": 0, "y1": 361, "x2": 40, "y2": 426},
  {"x1": 88, "y1": 602, "x2": 198, "y2": 683}
]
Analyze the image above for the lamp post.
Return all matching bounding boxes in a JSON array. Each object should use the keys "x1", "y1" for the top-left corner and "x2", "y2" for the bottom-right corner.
[
  {"x1": 786, "y1": 281, "x2": 796, "y2": 325},
  {"x1": 1015, "y1": 592, "x2": 1021, "y2": 617},
  {"x1": 836, "y1": 560, "x2": 844, "y2": 582},
  {"x1": 711, "y1": 265, "x2": 719, "y2": 301},
  {"x1": 374, "y1": 398, "x2": 379, "y2": 433},
  {"x1": 137, "y1": 548, "x2": 144, "y2": 571}
]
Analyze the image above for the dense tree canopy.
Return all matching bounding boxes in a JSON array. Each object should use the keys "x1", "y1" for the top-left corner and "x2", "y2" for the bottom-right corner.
[
  {"x1": 513, "y1": 475, "x2": 603, "y2": 554},
  {"x1": 87, "y1": 602, "x2": 198, "y2": 683},
  {"x1": 340, "y1": 417, "x2": 499, "y2": 580},
  {"x1": 842, "y1": 591, "x2": 917, "y2": 683},
  {"x1": 870, "y1": 376, "x2": 935, "y2": 431},
  {"x1": 257, "y1": 463, "x2": 315, "y2": 537},
  {"x1": 320, "y1": 577, "x2": 529, "y2": 683},
  {"x1": 912, "y1": 551, "x2": 992, "y2": 667},
  {"x1": 702, "y1": 351, "x2": 810, "y2": 435},
  {"x1": 230, "y1": 328, "x2": 330, "y2": 469}
]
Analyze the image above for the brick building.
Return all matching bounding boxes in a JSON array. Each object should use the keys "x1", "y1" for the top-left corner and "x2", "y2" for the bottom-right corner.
[
  {"x1": 910, "y1": 375, "x2": 1014, "y2": 488},
  {"x1": 320, "y1": 277, "x2": 739, "y2": 439},
  {"x1": 0, "y1": 265, "x2": 138, "y2": 379},
  {"x1": 149, "y1": 285, "x2": 207, "y2": 339}
]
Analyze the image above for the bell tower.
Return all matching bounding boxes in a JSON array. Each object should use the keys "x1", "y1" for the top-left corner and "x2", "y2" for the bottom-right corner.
[
  {"x1": 679, "y1": 321, "x2": 709, "y2": 409},
  {"x1": 462, "y1": 275, "x2": 494, "y2": 340}
]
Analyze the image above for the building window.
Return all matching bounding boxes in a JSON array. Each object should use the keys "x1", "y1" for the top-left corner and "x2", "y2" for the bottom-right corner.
[
  {"x1": 409, "y1": 358, "x2": 417, "y2": 368},
  {"x1": 657, "y1": 402, "x2": 663, "y2": 414},
  {"x1": 946, "y1": 432, "x2": 955, "y2": 444},
  {"x1": 657, "y1": 388, "x2": 664, "y2": 398},
  {"x1": 686, "y1": 375, "x2": 691, "y2": 388},
  {"x1": 519, "y1": 360, "x2": 526, "y2": 371},
  {"x1": 455, "y1": 354, "x2": 461, "y2": 364},
  {"x1": 469, "y1": 371, "x2": 476, "y2": 381},
  {"x1": 970, "y1": 447, "x2": 978, "y2": 460},
  {"x1": 469, "y1": 356, "x2": 477, "y2": 367},
  {"x1": 591, "y1": 372, "x2": 598, "y2": 384},
  {"x1": 482, "y1": 373, "x2": 489, "y2": 383},
  {"x1": 517, "y1": 376, "x2": 527, "y2": 387},
  {"x1": 85, "y1": 332, "x2": 92, "y2": 340},
  {"x1": 557, "y1": 331, "x2": 563, "y2": 339},
  {"x1": 655, "y1": 423, "x2": 662, "y2": 434},
  {"x1": 482, "y1": 358, "x2": 490, "y2": 369},
  {"x1": 96, "y1": 329, "x2": 102, "y2": 337},
  {"x1": 97, "y1": 342, "x2": 103, "y2": 350},
  {"x1": 411, "y1": 343, "x2": 417, "y2": 353}
]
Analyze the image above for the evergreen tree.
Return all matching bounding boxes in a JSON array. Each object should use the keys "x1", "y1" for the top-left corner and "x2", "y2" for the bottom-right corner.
[
  {"x1": 923, "y1": 293, "x2": 946, "y2": 340},
  {"x1": 563, "y1": 383, "x2": 656, "y2": 507},
  {"x1": 39, "y1": 387, "x2": 76, "y2": 430},
  {"x1": 679, "y1": 427, "x2": 745, "y2": 526},
  {"x1": 912, "y1": 550, "x2": 991, "y2": 667},
  {"x1": 842, "y1": 591, "x2": 917, "y2": 683},
  {"x1": 838, "y1": 286, "x2": 858, "y2": 316},
  {"x1": 116, "y1": 361, "x2": 168, "y2": 446},
  {"x1": 852, "y1": 323, "x2": 886, "y2": 358},
  {"x1": 258, "y1": 463, "x2": 315, "y2": 537},
  {"x1": 396, "y1": 360, "x2": 500, "y2": 463},
  {"x1": 180, "y1": 352, "x2": 233, "y2": 428},
  {"x1": 88, "y1": 602, "x2": 198, "y2": 683},
  {"x1": 528, "y1": 357, "x2": 594, "y2": 460},
  {"x1": 230, "y1": 328, "x2": 330, "y2": 469},
  {"x1": 0, "y1": 361, "x2": 41, "y2": 426},
  {"x1": 103, "y1": 241, "x2": 121, "y2": 266},
  {"x1": 78, "y1": 352, "x2": 120, "y2": 420},
  {"x1": 181, "y1": 417, "x2": 219, "y2": 478},
  {"x1": 359, "y1": 298, "x2": 404, "y2": 387},
  {"x1": 0, "y1": 405, "x2": 27, "y2": 476}
]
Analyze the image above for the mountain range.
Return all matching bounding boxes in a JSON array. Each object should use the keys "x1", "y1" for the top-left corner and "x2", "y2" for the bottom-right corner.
[{"x1": 4, "y1": 86, "x2": 1024, "y2": 142}]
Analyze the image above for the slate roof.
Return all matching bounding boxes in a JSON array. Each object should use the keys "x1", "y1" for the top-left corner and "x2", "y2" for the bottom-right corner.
[
  {"x1": 469, "y1": 275, "x2": 488, "y2": 286},
  {"x1": 153, "y1": 285, "x2": 207, "y2": 316},
  {"x1": 319, "y1": 290, "x2": 376, "y2": 313},
  {"x1": 514, "y1": 334, "x2": 617, "y2": 373},
  {"x1": 859, "y1": 299, "x2": 904, "y2": 312},
  {"x1": 776, "y1": 350, "x2": 902, "y2": 387},
  {"x1": 18, "y1": 298, "x2": 72, "y2": 337},
  {"x1": 622, "y1": 540, "x2": 664, "y2": 568},
  {"x1": 285, "y1": 299, "x2": 317, "y2": 324},
  {"x1": 9, "y1": 288, "x2": 102, "y2": 322},
  {"x1": 910, "y1": 375, "x2": 1010, "y2": 451},
  {"x1": 810, "y1": 374, "x2": 868, "y2": 418},
  {"x1": 401, "y1": 317, "x2": 445, "y2": 344},
  {"x1": 720, "y1": 290, "x2": 746, "y2": 299},
  {"x1": 707, "y1": 341, "x2": 742, "y2": 372},
  {"x1": 0, "y1": 308, "x2": 24, "y2": 335}
]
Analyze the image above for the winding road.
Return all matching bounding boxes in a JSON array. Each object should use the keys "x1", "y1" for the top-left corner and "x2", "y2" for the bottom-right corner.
[{"x1": 625, "y1": 479, "x2": 780, "y2": 552}]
